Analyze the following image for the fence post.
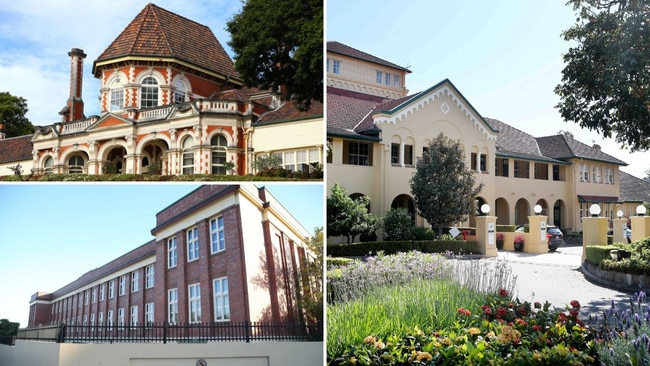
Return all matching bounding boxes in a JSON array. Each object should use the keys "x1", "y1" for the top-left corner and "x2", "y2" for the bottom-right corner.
[
  {"x1": 163, "y1": 321, "x2": 167, "y2": 344},
  {"x1": 245, "y1": 321, "x2": 251, "y2": 343},
  {"x1": 56, "y1": 324, "x2": 66, "y2": 343}
]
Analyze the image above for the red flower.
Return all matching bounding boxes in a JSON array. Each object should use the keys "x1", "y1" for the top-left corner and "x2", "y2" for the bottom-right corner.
[
  {"x1": 497, "y1": 307, "x2": 508, "y2": 318},
  {"x1": 457, "y1": 308, "x2": 471, "y2": 317},
  {"x1": 498, "y1": 289, "x2": 509, "y2": 298},
  {"x1": 570, "y1": 310, "x2": 579, "y2": 318},
  {"x1": 570, "y1": 300, "x2": 581, "y2": 310},
  {"x1": 515, "y1": 318, "x2": 528, "y2": 327},
  {"x1": 532, "y1": 324, "x2": 542, "y2": 331},
  {"x1": 482, "y1": 306, "x2": 492, "y2": 316}
]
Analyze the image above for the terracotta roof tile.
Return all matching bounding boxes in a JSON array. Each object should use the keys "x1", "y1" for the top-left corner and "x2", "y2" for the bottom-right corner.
[
  {"x1": 94, "y1": 3, "x2": 239, "y2": 81},
  {"x1": 254, "y1": 100, "x2": 322, "y2": 125},
  {"x1": 0, "y1": 135, "x2": 33, "y2": 164}
]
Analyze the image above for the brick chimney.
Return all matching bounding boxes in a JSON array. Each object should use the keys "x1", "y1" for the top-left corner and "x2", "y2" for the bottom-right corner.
[
  {"x1": 59, "y1": 48, "x2": 87, "y2": 122},
  {"x1": 0, "y1": 123, "x2": 5, "y2": 140}
]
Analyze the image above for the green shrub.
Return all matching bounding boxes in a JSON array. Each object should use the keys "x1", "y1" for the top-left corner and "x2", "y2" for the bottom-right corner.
[
  {"x1": 496, "y1": 225, "x2": 516, "y2": 233},
  {"x1": 327, "y1": 257, "x2": 353, "y2": 269},
  {"x1": 326, "y1": 240, "x2": 479, "y2": 257},
  {"x1": 585, "y1": 245, "x2": 617, "y2": 266},
  {"x1": 382, "y1": 208, "x2": 415, "y2": 241},
  {"x1": 413, "y1": 226, "x2": 435, "y2": 240}
]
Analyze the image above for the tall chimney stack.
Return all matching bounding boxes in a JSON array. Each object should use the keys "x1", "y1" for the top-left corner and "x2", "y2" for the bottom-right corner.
[{"x1": 60, "y1": 48, "x2": 87, "y2": 122}]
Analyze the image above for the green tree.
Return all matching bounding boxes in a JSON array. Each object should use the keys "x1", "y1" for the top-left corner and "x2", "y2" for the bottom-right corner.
[
  {"x1": 555, "y1": 0, "x2": 650, "y2": 152},
  {"x1": 382, "y1": 208, "x2": 415, "y2": 241},
  {"x1": 326, "y1": 183, "x2": 379, "y2": 243},
  {"x1": 302, "y1": 227, "x2": 323, "y2": 324},
  {"x1": 0, "y1": 319, "x2": 19, "y2": 336},
  {"x1": 226, "y1": 0, "x2": 323, "y2": 110},
  {"x1": 0, "y1": 92, "x2": 35, "y2": 137},
  {"x1": 410, "y1": 133, "x2": 483, "y2": 237}
]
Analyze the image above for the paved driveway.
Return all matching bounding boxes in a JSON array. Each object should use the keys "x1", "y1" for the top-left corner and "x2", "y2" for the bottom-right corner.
[{"x1": 485, "y1": 244, "x2": 635, "y2": 320}]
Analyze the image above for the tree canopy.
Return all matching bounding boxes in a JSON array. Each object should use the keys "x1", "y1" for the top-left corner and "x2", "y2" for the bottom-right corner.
[
  {"x1": 0, "y1": 92, "x2": 34, "y2": 137},
  {"x1": 226, "y1": 0, "x2": 323, "y2": 110},
  {"x1": 302, "y1": 227, "x2": 323, "y2": 324},
  {"x1": 555, "y1": 0, "x2": 650, "y2": 152},
  {"x1": 326, "y1": 183, "x2": 379, "y2": 243},
  {"x1": 410, "y1": 133, "x2": 483, "y2": 236}
]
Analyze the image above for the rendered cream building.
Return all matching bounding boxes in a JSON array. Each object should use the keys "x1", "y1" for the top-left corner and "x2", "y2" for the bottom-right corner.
[{"x1": 327, "y1": 41, "x2": 644, "y2": 243}]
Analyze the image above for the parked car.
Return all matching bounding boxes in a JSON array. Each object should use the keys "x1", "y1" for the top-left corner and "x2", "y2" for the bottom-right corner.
[
  {"x1": 515, "y1": 225, "x2": 565, "y2": 251},
  {"x1": 546, "y1": 225, "x2": 565, "y2": 251}
]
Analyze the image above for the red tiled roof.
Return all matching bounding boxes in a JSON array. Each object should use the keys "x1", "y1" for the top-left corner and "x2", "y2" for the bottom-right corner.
[
  {"x1": 255, "y1": 100, "x2": 323, "y2": 125},
  {"x1": 0, "y1": 135, "x2": 33, "y2": 164},
  {"x1": 94, "y1": 3, "x2": 239, "y2": 81}
]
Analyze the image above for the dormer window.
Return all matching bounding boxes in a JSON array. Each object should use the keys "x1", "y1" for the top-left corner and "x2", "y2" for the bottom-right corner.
[
  {"x1": 173, "y1": 79, "x2": 187, "y2": 103},
  {"x1": 140, "y1": 76, "x2": 159, "y2": 108}
]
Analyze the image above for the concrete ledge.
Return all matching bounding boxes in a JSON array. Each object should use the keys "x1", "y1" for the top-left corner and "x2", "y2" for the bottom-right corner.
[{"x1": 582, "y1": 261, "x2": 647, "y2": 293}]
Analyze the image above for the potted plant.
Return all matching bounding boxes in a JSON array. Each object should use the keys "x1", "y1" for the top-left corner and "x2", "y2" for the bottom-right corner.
[
  {"x1": 496, "y1": 233, "x2": 504, "y2": 250},
  {"x1": 513, "y1": 234, "x2": 524, "y2": 252}
]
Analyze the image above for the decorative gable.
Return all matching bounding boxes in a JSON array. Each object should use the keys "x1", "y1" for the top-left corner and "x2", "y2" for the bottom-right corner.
[{"x1": 373, "y1": 79, "x2": 498, "y2": 141}]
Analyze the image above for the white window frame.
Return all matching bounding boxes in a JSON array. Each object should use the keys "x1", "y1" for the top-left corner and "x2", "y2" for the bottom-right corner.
[
  {"x1": 213, "y1": 277, "x2": 230, "y2": 322},
  {"x1": 107, "y1": 310, "x2": 114, "y2": 330},
  {"x1": 168, "y1": 237, "x2": 177, "y2": 268},
  {"x1": 92, "y1": 288, "x2": 97, "y2": 303},
  {"x1": 98, "y1": 312, "x2": 104, "y2": 326},
  {"x1": 210, "y1": 216, "x2": 225, "y2": 254},
  {"x1": 187, "y1": 227, "x2": 199, "y2": 262},
  {"x1": 188, "y1": 283, "x2": 201, "y2": 324},
  {"x1": 130, "y1": 305, "x2": 138, "y2": 328},
  {"x1": 140, "y1": 76, "x2": 159, "y2": 109},
  {"x1": 168, "y1": 288, "x2": 178, "y2": 324},
  {"x1": 131, "y1": 271, "x2": 139, "y2": 292},
  {"x1": 99, "y1": 284, "x2": 105, "y2": 301},
  {"x1": 118, "y1": 308, "x2": 125, "y2": 327},
  {"x1": 109, "y1": 280, "x2": 115, "y2": 299},
  {"x1": 119, "y1": 276, "x2": 126, "y2": 296},
  {"x1": 181, "y1": 136, "x2": 194, "y2": 175},
  {"x1": 332, "y1": 60, "x2": 340, "y2": 74},
  {"x1": 145, "y1": 265, "x2": 155, "y2": 289},
  {"x1": 145, "y1": 303, "x2": 154, "y2": 326}
]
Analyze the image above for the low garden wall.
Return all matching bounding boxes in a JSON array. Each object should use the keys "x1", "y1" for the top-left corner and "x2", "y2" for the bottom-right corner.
[{"x1": 583, "y1": 245, "x2": 650, "y2": 291}]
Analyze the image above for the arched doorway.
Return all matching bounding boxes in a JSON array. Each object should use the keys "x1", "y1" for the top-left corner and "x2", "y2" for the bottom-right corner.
[
  {"x1": 104, "y1": 146, "x2": 127, "y2": 174},
  {"x1": 495, "y1": 198, "x2": 510, "y2": 225},
  {"x1": 391, "y1": 194, "x2": 415, "y2": 222},
  {"x1": 534, "y1": 199, "x2": 549, "y2": 217},
  {"x1": 141, "y1": 140, "x2": 167, "y2": 174},
  {"x1": 553, "y1": 200, "x2": 565, "y2": 228},
  {"x1": 514, "y1": 199, "x2": 530, "y2": 226}
]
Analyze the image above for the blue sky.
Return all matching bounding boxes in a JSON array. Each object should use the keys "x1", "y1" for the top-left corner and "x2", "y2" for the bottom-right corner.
[
  {"x1": 0, "y1": 183, "x2": 323, "y2": 327},
  {"x1": 327, "y1": 0, "x2": 650, "y2": 178}
]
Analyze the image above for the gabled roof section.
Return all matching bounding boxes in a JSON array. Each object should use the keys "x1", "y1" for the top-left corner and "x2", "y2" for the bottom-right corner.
[
  {"x1": 0, "y1": 135, "x2": 33, "y2": 164},
  {"x1": 89, "y1": 113, "x2": 135, "y2": 130},
  {"x1": 327, "y1": 41, "x2": 412, "y2": 73},
  {"x1": 94, "y1": 3, "x2": 239, "y2": 81},
  {"x1": 254, "y1": 100, "x2": 323, "y2": 126},
  {"x1": 327, "y1": 86, "x2": 386, "y2": 140},
  {"x1": 536, "y1": 134, "x2": 627, "y2": 166},
  {"x1": 619, "y1": 171, "x2": 650, "y2": 203},
  {"x1": 373, "y1": 79, "x2": 499, "y2": 140}
]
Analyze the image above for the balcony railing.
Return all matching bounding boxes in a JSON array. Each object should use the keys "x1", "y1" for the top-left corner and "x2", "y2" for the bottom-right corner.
[{"x1": 17, "y1": 321, "x2": 322, "y2": 344}]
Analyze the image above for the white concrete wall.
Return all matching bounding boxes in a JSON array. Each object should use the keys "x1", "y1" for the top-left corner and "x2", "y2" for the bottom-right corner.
[{"x1": 1, "y1": 340, "x2": 323, "y2": 366}]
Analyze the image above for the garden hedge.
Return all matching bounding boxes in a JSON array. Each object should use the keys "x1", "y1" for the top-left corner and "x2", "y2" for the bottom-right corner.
[
  {"x1": 585, "y1": 245, "x2": 617, "y2": 266},
  {"x1": 327, "y1": 240, "x2": 479, "y2": 257}
]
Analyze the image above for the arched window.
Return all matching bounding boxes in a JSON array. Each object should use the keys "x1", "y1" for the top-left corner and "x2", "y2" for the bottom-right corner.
[
  {"x1": 68, "y1": 155, "x2": 84, "y2": 174},
  {"x1": 140, "y1": 76, "x2": 159, "y2": 108},
  {"x1": 181, "y1": 136, "x2": 194, "y2": 175},
  {"x1": 173, "y1": 79, "x2": 187, "y2": 103},
  {"x1": 44, "y1": 156, "x2": 53, "y2": 174},
  {"x1": 110, "y1": 77, "x2": 124, "y2": 111},
  {"x1": 211, "y1": 135, "x2": 228, "y2": 174}
]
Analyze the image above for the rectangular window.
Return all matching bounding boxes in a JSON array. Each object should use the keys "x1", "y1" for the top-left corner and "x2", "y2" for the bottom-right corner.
[
  {"x1": 593, "y1": 166, "x2": 602, "y2": 183},
  {"x1": 553, "y1": 164, "x2": 562, "y2": 181},
  {"x1": 99, "y1": 284, "x2": 105, "y2": 301},
  {"x1": 78, "y1": 294, "x2": 82, "y2": 307},
  {"x1": 187, "y1": 227, "x2": 199, "y2": 262},
  {"x1": 168, "y1": 289, "x2": 178, "y2": 324},
  {"x1": 404, "y1": 145, "x2": 413, "y2": 165},
  {"x1": 130, "y1": 306, "x2": 138, "y2": 327},
  {"x1": 145, "y1": 303, "x2": 154, "y2": 326},
  {"x1": 131, "y1": 271, "x2": 139, "y2": 292},
  {"x1": 376, "y1": 70, "x2": 382, "y2": 84},
  {"x1": 210, "y1": 216, "x2": 226, "y2": 253},
  {"x1": 580, "y1": 164, "x2": 589, "y2": 182},
  {"x1": 283, "y1": 151, "x2": 295, "y2": 171},
  {"x1": 385, "y1": 73, "x2": 391, "y2": 85},
  {"x1": 98, "y1": 312, "x2": 104, "y2": 326},
  {"x1": 145, "y1": 265, "x2": 154, "y2": 289},
  {"x1": 480, "y1": 154, "x2": 487, "y2": 172},
  {"x1": 606, "y1": 167, "x2": 614, "y2": 184},
  {"x1": 107, "y1": 309, "x2": 113, "y2": 326},
  {"x1": 168, "y1": 237, "x2": 177, "y2": 268},
  {"x1": 90, "y1": 313, "x2": 95, "y2": 330},
  {"x1": 393, "y1": 75, "x2": 400, "y2": 87},
  {"x1": 535, "y1": 163, "x2": 548, "y2": 180},
  {"x1": 109, "y1": 280, "x2": 115, "y2": 299},
  {"x1": 188, "y1": 284, "x2": 201, "y2": 324},
  {"x1": 85, "y1": 291, "x2": 89, "y2": 305},
  {"x1": 391, "y1": 143, "x2": 399, "y2": 164},
  {"x1": 345, "y1": 141, "x2": 372, "y2": 166},
  {"x1": 117, "y1": 308, "x2": 125, "y2": 327},
  {"x1": 119, "y1": 276, "x2": 126, "y2": 296},
  {"x1": 333, "y1": 60, "x2": 340, "y2": 74},
  {"x1": 213, "y1": 277, "x2": 230, "y2": 321},
  {"x1": 495, "y1": 158, "x2": 509, "y2": 177},
  {"x1": 471, "y1": 153, "x2": 477, "y2": 171},
  {"x1": 296, "y1": 150, "x2": 308, "y2": 171},
  {"x1": 514, "y1": 160, "x2": 529, "y2": 178},
  {"x1": 110, "y1": 87, "x2": 124, "y2": 111}
]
